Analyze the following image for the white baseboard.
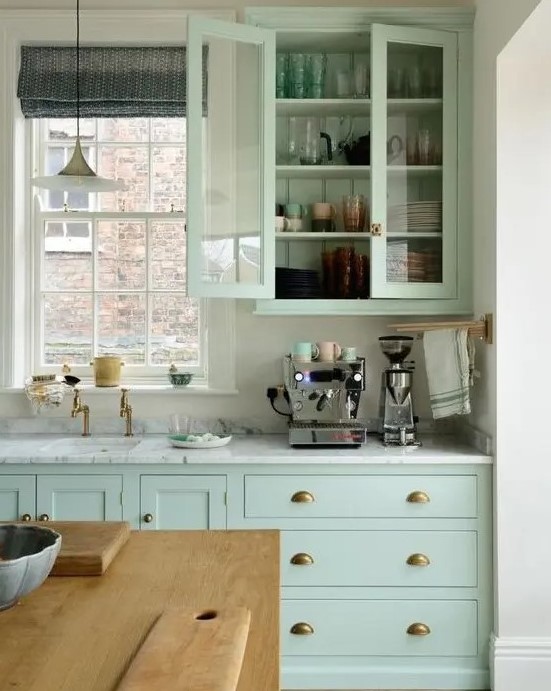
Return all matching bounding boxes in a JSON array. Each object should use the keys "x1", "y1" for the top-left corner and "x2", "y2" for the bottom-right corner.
[{"x1": 491, "y1": 633, "x2": 551, "y2": 691}]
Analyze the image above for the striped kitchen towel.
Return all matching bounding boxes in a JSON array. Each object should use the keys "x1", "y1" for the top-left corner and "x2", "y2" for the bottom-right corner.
[{"x1": 423, "y1": 327, "x2": 474, "y2": 419}]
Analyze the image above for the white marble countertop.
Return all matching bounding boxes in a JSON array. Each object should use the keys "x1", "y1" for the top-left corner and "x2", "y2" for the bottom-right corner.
[{"x1": 0, "y1": 433, "x2": 492, "y2": 465}]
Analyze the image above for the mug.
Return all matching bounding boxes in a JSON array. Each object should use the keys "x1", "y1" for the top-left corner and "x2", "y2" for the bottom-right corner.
[
  {"x1": 285, "y1": 203, "x2": 307, "y2": 219},
  {"x1": 311, "y1": 202, "x2": 336, "y2": 220},
  {"x1": 284, "y1": 217, "x2": 303, "y2": 232},
  {"x1": 317, "y1": 341, "x2": 342, "y2": 362},
  {"x1": 341, "y1": 346, "x2": 357, "y2": 361},
  {"x1": 292, "y1": 342, "x2": 320, "y2": 362},
  {"x1": 311, "y1": 218, "x2": 334, "y2": 233},
  {"x1": 275, "y1": 216, "x2": 285, "y2": 232}
]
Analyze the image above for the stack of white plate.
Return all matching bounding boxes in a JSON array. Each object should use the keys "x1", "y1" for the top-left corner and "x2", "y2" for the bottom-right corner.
[{"x1": 388, "y1": 201, "x2": 442, "y2": 232}]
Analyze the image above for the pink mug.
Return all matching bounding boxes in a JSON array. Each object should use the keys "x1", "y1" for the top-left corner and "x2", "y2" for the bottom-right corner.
[{"x1": 317, "y1": 341, "x2": 342, "y2": 362}]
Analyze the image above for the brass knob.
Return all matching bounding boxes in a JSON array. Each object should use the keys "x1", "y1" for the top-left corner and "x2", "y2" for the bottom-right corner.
[
  {"x1": 406, "y1": 490, "x2": 430, "y2": 504},
  {"x1": 290, "y1": 622, "x2": 314, "y2": 635},
  {"x1": 143, "y1": 513, "x2": 153, "y2": 523},
  {"x1": 407, "y1": 622, "x2": 431, "y2": 636},
  {"x1": 20, "y1": 513, "x2": 32, "y2": 522},
  {"x1": 290, "y1": 553, "x2": 314, "y2": 566},
  {"x1": 38, "y1": 513, "x2": 50, "y2": 521},
  {"x1": 406, "y1": 553, "x2": 430, "y2": 567},
  {"x1": 291, "y1": 490, "x2": 315, "y2": 503}
]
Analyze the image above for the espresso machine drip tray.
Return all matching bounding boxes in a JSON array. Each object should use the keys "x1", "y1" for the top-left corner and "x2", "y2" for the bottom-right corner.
[{"x1": 289, "y1": 422, "x2": 366, "y2": 447}]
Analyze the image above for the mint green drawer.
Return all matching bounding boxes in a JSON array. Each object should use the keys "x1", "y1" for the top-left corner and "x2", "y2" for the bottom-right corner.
[
  {"x1": 282, "y1": 599, "x2": 478, "y2": 657},
  {"x1": 282, "y1": 530, "x2": 477, "y2": 587},
  {"x1": 245, "y1": 474, "x2": 477, "y2": 518}
]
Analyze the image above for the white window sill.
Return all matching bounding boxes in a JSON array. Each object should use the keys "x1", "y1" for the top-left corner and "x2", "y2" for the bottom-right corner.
[{"x1": 0, "y1": 385, "x2": 239, "y2": 396}]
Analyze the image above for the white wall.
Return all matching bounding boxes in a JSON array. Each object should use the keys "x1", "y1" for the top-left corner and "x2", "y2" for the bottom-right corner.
[
  {"x1": 0, "y1": 1, "x2": 473, "y2": 427},
  {"x1": 474, "y1": 0, "x2": 551, "y2": 688},
  {"x1": 0, "y1": 307, "x2": 434, "y2": 429},
  {"x1": 471, "y1": 0, "x2": 540, "y2": 436}
]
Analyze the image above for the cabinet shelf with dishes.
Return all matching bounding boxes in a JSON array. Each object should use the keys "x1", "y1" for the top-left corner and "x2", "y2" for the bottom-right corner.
[{"x1": 185, "y1": 10, "x2": 473, "y2": 313}]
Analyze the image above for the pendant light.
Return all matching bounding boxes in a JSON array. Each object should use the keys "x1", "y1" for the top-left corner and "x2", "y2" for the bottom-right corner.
[{"x1": 32, "y1": 0, "x2": 124, "y2": 192}]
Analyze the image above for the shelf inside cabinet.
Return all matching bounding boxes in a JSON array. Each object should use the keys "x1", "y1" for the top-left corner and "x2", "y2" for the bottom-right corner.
[
  {"x1": 276, "y1": 231, "x2": 372, "y2": 241},
  {"x1": 387, "y1": 165, "x2": 442, "y2": 175},
  {"x1": 387, "y1": 98, "x2": 443, "y2": 113},
  {"x1": 387, "y1": 232, "x2": 442, "y2": 239},
  {"x1": 276, "y1": 98, "x2": 371, "y2": 116},
  {"x1": 276, "y1": 165, "x2": 371, "y2": 179}
]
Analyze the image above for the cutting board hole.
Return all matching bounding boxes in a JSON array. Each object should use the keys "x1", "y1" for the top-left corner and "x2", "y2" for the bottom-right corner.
[{"x1": 195, "y1": 609, "x2": 218, "y2": 621}]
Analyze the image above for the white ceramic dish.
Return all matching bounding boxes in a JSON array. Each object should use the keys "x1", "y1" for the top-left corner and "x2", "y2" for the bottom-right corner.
[{"x1": 168, "y1": 434, "x2": 232, "y2": 449}]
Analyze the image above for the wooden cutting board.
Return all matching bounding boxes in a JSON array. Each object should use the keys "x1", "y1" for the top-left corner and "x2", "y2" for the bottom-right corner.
[
  {"x1": 118, "y1": 606, "x2": 251, "y2": 691},
  {"x1": 45, "y1": 521, "x2": 131, "y2": 576}
]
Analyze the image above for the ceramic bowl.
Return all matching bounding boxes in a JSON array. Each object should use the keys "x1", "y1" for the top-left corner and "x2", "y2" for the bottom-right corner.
[
  {"x1": 0, "y1": 524, "x2": 62, "y2": 611},
  {"x1": 168, "y1": 372, "x2": 193, "y2": 387}
]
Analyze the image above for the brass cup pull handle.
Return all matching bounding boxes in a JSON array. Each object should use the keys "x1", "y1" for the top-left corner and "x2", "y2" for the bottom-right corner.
[
  {"x1": 406, "y1": 553, "x2": 430, "y2": 567},
  {"x1": 38, "y1": 513, "x2": 50, "y2": 521},
  {"x1": 21, "y1": 513, "x2": 32, "y2": 522},
  {"x1": 290, "y1": 553, "x2": 314, "y2": 566},
  {"x1": 290, "y1": 622, "x2": 314, "y2": 635},
  {"x1": 406, "y1": 490, "x2": 430, "y2": 504},
  {"x1": 407, "y1": 622, "x2": 431, "y2": 636},
  {"x1": 291, "y1": 490, "x2": 315, "y2": 503},
  {"x1": 143, "y1": 513, "x2": 154, "y2": 523}
]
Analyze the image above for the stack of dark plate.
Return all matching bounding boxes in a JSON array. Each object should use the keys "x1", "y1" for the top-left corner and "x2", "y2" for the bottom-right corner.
[{"x1": 275, "y1": 267, "x2": 322, "y2": 299}]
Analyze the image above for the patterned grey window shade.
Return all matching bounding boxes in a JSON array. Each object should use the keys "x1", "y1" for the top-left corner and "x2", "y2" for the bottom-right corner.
[{"x1": 17, "y1": 46, "x2": 207, "y2": 118}]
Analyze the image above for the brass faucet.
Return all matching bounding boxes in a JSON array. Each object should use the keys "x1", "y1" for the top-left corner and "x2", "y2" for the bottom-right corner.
[
  {"x1": 71, "y1": 389, "x2": 90, "y2": 437},
  {"x1": 120, "y1": 388, "x2": 133, "y2": 437}
]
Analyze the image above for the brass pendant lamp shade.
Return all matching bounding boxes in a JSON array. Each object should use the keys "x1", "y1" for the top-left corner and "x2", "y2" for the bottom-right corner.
[{"x1": 32, "y1": 0, "x2": 124, "y2": 192}]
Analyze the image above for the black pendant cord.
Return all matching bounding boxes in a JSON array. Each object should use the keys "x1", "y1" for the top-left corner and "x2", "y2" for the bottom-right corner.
[{"x1": 76, "y1": 0, "x2": 80, "y2": 139}]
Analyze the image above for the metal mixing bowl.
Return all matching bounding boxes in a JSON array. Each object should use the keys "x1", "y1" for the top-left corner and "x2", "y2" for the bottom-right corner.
[{"x1": 0, "y1": 524, "x2": 61, "y2": 611}]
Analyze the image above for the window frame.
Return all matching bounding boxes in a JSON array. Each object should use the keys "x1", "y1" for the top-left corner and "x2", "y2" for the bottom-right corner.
[{"x1": 0, "y1": 8, "x2": 237, "y2": 391}]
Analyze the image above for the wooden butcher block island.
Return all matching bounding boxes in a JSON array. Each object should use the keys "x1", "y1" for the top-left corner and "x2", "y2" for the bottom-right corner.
[{"x1": 0, "y1": 530, "x2": 279, "y2": 691}]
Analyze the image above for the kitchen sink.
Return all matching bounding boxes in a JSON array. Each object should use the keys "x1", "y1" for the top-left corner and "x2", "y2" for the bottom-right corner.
[{"x1": 40, "y1": 437, "x2": 141, "y2": 457}]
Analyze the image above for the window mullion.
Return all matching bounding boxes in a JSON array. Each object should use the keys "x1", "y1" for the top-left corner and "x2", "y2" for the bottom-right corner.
[
  {"x1": 92, "y1": 218, "x2": 98, "y2": 357},
  {"x1": 145, "y1": 217, "x2": 151, "y2": 367}
]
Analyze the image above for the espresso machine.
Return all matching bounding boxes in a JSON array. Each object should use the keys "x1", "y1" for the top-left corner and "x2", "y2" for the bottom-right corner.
[
  {"x1": 378, "y1": 336, "x2": 420, "y2": 446},
  {"x1": 282, "y1": 355, "x2": 366, "y2": 446}
]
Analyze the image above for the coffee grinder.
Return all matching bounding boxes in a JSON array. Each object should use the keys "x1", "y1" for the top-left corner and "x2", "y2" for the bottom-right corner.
[{"x1": 378, "y1": 336, "x2": 420, "y2": 446}]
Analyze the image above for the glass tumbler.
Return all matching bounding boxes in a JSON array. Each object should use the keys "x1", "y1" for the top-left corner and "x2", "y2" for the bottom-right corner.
[
  {"x1": 342, "y1": 194, "x2": 367, "y2": 232},
  {"x1": 276, "y1": 53, "x2": 288, "y2": 98},
  {"x1": 308, "y1": 53, "x2": 327, "y2": 99},
  {"x1": 289, "y1": 53, "x2": 307, "y2": 98}
]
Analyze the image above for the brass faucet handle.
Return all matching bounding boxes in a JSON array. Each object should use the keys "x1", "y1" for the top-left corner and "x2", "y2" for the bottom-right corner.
[{"x1": 120, "y1": 388, "x2": 130, "y2": 414}]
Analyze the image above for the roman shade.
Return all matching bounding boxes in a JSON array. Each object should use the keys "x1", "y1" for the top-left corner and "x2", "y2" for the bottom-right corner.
[{"x1": 17, "y1": 46, "x2": 207, "y2": 118}]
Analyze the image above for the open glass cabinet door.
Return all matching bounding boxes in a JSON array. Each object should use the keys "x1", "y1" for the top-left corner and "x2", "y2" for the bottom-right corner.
[
  {"x1": 186, "y1": 16, "x2": 275, "y2": 298},
  {"x1": 370, "y1": 24, "x2": 458, "y2": 299}
]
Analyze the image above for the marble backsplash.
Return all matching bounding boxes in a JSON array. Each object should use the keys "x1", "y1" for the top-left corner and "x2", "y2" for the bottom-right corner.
[{"x1": 0, "y1": 415, "x2": 491, "y2": 453}]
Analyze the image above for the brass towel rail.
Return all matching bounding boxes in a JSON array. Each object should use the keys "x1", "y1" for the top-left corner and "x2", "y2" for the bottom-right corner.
[{"x1": 387, "y1": 313, "x2": 493, "y2": 345}]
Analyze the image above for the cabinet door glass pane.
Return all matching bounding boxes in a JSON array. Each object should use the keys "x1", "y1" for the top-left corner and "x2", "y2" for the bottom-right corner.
[
  {"x1": 386, "y1": 41, "x2": 443, "y2": 286},
  {"x1": 187, "y1": 18, "x2": 275, "y2": 298}
]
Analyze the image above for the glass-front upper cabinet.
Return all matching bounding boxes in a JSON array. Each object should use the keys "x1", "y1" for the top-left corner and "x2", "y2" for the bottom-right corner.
[
  {"x1": 370, "y1": 24, "x2": 457, "y2": 298},
  {"x1": 186, "y1": 17, "x2": 275, "y2": 298}
]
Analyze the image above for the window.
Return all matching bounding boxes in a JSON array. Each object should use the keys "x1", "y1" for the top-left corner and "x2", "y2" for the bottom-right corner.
[
  {"x1": 33, "y1": 115, "x2": 204, "y2": 381},
  {"x1": 0, "y1": 10, "x2": 236, "y2": 390}
]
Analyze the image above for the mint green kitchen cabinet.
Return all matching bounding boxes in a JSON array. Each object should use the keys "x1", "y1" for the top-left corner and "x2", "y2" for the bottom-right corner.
[
  {"x1": 139, "y1": 475, "x2": 226, "y2": 530},
  {"x1": 186, "y1": 8, "x2": 474, "y2": 315},
  {"x1": 0, "y1": 459, "x2": 491, "y2": 690},
  {"x1": 36, "y1": 475, "x2": 123, "y2": 521},
  {"x1": 236, "y1": 464, "x2": 492, "y2": 690},
  {"x1": 0, "y1": 475, "x2": 35, "y2": 521}
]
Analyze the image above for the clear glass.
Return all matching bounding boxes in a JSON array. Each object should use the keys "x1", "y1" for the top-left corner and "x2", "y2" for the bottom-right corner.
[
  {"x1": 152, "y1": 146, "x2": 186, "y2": 212},
  {"x1": 198, "y1": 34, "x2": 263, "y2": 286},
  {"x1": 386, "y1": 41, "x2": 443, "y2": 285},
  {"x1": 42, "y1": 293, "x2": 93, "y2": 364},
  {"x1": 43, "y1": 222, "x2": 92, "y2": 290},
  {"x1": 150, "y1": 294, "x2": 199, "y2": 365},
  {"x1": 150, "y1": 221, "x2": 187, "y2": 290},
  {"x1": 97, "y1": 293, "x2": 146, "y2": 364},
  {"x1": 97, "y1": 221, "x2": 146, "y2": 290}
]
